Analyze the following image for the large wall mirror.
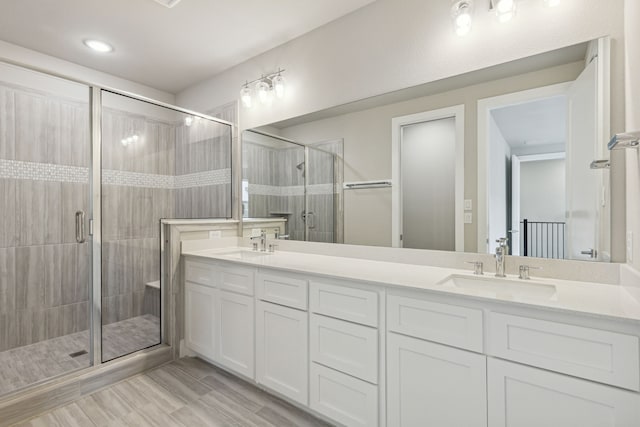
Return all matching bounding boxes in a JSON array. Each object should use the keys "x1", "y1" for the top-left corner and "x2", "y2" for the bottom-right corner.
[{"x1": 241, "y1": 37, "x2": 612, "y2": 262}]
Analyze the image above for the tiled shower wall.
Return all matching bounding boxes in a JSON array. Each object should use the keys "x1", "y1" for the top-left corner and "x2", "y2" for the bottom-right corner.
[
  {"x1": 101, "y1": 107, "x2": 232, "y2": 327},
  {"x1": 101, "y1": 108, "x2": 175, "y2": 326},
  {"x1": 243, "y1": 141, "x2": 336, "y2": 242},
  {"x1": 0, "y1": 83, "x2": 91, "y2": 352},
  {"x1": 0, "y1": 82, "x2": 232, "y2": 352}
]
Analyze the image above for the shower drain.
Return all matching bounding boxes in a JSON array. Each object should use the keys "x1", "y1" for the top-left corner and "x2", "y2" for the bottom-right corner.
[{"x1": 69, "y1": 350, "x2": 88, "y2": 358}]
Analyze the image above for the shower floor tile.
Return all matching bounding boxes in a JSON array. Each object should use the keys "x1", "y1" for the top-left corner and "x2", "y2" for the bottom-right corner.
[{"x1": 0, "y1": 314, "x2": 160, "y2": 397}]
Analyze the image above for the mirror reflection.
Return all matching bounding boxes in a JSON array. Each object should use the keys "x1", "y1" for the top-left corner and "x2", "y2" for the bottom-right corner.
[{"x1": 242, "y1": 38, "x2": 611, "y2": 262}]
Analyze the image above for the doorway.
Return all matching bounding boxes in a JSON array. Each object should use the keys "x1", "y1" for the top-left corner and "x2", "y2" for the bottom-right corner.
[{"x1": 391, "y1": 106, "x2": 465, "y2": 250}]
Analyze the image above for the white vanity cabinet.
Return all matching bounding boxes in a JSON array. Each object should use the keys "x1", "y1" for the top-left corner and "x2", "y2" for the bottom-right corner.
[
  {"x1": 488, "y1": 358, "x2": 640, "y2": 427},
  {"x1": 184, "y1": 259, "x2": 255, "y2": 379},
  {"x1": 386, "y1": 293, "x2": 487, "y2": 427},
  {"x1": 218, "y1": 290, "x2": 254, "y2": 378},
  {"x1": 255, "y1": 271, "x2": 310, "y2": 406},
  {"x1": 308, "y1": 279, "x2": 381, "y2": 427},
  {"x1": 184, "y1": 281, "x2": 218, "y2": 360},
  {"x1": 183, "y1": 254, "x2": 640, "y2": 427}
]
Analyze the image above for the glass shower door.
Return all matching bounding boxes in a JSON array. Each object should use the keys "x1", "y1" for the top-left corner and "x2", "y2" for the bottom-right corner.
[
  {"x1": 100, "y1": 90, "x2": 233, "y2": 361},
  {"x1": 306, "y1": 147, "x2": 335, "y2": 243},
  {"x1": 0, "y1": 62, "x2": 92, "y2": 396}
]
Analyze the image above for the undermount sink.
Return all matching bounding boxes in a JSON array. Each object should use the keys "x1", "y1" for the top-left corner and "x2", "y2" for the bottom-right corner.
[
  {"x1": 215, "y1": 249, "x2": 271, "y2": 260},
  {"x1": 436, "y1": 274, "x2": 558, "y2": 301}
]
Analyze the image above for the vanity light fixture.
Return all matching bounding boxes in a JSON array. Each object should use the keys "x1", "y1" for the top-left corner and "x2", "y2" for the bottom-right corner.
[
  {"x1": 451, "y1": 0, "x2": 474, "y2": 36},
  {"x1": 492, "y1": 0, "x2": 517, "y2": 23},
  {"x1": 256, "y1": 78, "x2": 272, "y2": 105},
  {"x1": 238, "y1": 69, "x2": 287, "y2": 108},
  {"x1": 240, "y1": 82, "x2": 253, "y2": 109},
  {"x1": 453, "y1": 0, "x2": 558, "y2": 36},
  {"x1": 83, "y1": 39, "x2": 114, "y2": 53},
  {"x1": 272, "y1": 72, "x2": 286, "y2": 99}
]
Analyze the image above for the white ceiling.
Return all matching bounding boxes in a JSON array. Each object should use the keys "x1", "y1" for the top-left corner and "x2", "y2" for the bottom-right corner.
[
  {"x1": 491, "y1": 95, "x2": 567, "y2": 149},
  {"x1": 0, "y1": 0, "x2": 376, "y2": 93}
]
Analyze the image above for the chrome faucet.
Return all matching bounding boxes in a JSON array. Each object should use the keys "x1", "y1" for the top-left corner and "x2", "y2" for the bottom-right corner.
[
  {"x1": 495, "y1": 238, "x2": 509, "y2": 278},
  {"x1": 250, "y1": 230, "x2": 267, "y2": 252}
]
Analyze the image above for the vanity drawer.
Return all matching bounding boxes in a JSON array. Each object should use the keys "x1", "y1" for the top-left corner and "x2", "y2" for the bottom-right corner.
[
  {"x1": 310, "y1": 314, "x2": 378, "y2": 383},
  {"x1": 219, "y1": 265, "x2": 255, "y2": 296},
  {"x1": 310, "y1": 363, "x2": 378, "y2": 427},
  {"x1": 257, "y1": 271, "x2": 308, "y2": 310},
  {"x1": 310, "y1": 280, "x2": 378, "y2": 327},
  {"x1": 387, "y1": 294, "x2": 483, "y2": 353},
  {"x1": 488, "y1": 312, "x2": 640, "y2": 391},
  {"x1": 185, "y1": 260, "x2": 217, "y2": 287}
]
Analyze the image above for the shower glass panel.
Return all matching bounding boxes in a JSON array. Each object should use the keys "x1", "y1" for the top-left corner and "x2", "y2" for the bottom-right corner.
[
  {"x1": 0, "y1": 63, "x2": 92, "y2": 396},
  {"x1": 242, "y1": 132, "x2": 305, "y2": 240},
  {"x1": 100, "y1": 91, "x2": 232, "y2": 362},
  {"x1": 306, "y1": 147, "x2": 335, "y2": 243}
]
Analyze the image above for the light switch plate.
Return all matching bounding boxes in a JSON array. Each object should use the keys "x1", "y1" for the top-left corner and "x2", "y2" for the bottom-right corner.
[
  {"x1": 464, "y1": 212, "x2": 473, "y2": 224},
  {"x1": 209, "y1": 230, "x2": 222, "y2": 239},
  {"x1": 464, "y1": 199, "x2": 473, "y2": 210}
]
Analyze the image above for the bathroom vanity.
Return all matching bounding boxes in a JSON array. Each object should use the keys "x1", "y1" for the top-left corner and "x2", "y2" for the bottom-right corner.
[{"x1": 181, "y1": 245, "x2": 640, "y2": 427}]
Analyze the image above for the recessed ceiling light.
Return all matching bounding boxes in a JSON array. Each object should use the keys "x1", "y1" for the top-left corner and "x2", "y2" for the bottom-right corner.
[{"x1": 83, "y1": 39, "x2": 114, "y2": 53}]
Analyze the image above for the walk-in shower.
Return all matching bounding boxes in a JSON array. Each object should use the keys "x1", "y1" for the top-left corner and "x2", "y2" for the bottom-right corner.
[{"x1": 0, "y1": 61, "x2": 232, "y2": 397}]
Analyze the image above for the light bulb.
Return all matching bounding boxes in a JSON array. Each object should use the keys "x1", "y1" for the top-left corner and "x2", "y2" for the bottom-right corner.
[
  {"x1": 273, "y1": 73, "x2": 286, "y2": 99},
  {"x1": 240, "y1": 84, "x2": 253, "y2": 108},
  {"x1": 184, "y1": 116, "x2": 193, "y2": 127},
  {"x1": 495, "y1": 0, "x2": 516, "y2": 22},
  {"x1": 451, "y1": 1, "x2": 473, "y2": 37},
  {"x1": 256, "y1": 80, "x2": 272, "y2": 105},
  {"x1": 544, "y1": 0, "x2": 560, "y2": 7}
]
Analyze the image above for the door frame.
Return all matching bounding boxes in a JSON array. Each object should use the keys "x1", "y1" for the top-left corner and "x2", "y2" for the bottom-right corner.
[
  {"x1": 477, "y1": 82, "x2": 571, "y2": 254},
  {"x1": 511, "y1": 152, "x2": 567, "y2": 256},
  {"x1": 391, "y1": 105, "x2": 465, "y2": 250}
]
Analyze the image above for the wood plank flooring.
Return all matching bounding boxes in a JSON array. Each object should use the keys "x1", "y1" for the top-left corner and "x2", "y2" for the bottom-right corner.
[
  {"x1": 11, "y1": 357, "x2": 334, "y2": 427},
  {"x1": 0, "y1": 315, "x2": 160, "y2": 397}
]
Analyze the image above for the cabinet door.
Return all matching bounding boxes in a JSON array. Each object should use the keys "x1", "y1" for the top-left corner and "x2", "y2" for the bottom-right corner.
[
  {"x1": 185, "y1": 281, "x2": 217, "y2": 361},
  {"x1": 256, "y1": 301, "x2": 308, "y2": 405},
  {"x1": 488, "y1": 358, "x2": 640, "y2": 427},
  {"x1": 387, "y1": 332, "x2": 487, "y2": 427},
  {"x1": 218, "y1": 291, "x2": 255, "y2": 379}
]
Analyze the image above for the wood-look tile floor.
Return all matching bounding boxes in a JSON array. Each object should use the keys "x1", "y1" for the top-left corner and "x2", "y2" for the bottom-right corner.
[
  {"x1": 12, "y1": 357, "x2": 334, "y2": 427},
  {"x1": 0, "y1": 315, "x2": 160, "y2": 397}
]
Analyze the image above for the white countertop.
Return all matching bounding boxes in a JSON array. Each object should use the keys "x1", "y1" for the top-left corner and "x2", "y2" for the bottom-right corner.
[{"x1": 182, "y1": 247, "x2": 640, "y2": 323}]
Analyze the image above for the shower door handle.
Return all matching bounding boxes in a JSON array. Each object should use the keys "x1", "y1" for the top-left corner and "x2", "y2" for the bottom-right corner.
[{"x1": 75, "y1": 210, "x2": 86, "y2": 243}]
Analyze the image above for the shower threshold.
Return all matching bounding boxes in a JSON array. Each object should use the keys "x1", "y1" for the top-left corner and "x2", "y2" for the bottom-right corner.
[{"x1": 0, "y1": 314, "x2": 159, "y2": 397}]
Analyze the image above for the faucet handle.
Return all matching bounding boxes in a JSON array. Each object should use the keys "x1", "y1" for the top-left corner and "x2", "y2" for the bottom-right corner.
[
  {"x1": 465, "y1": 261, "x2": 484, "y2": 275},
  {"x1": 519, "y1": 265, "x2": 542, "y2": 280}
]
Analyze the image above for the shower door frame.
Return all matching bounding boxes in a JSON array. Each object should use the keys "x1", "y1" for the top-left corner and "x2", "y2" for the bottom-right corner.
[{"x1": 0, "y1": 57, "x2": 234, "y2": 387}]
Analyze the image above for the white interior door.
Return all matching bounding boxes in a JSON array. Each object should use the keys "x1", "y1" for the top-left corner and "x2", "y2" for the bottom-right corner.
[
  {"x1": 511, "y1": 155, "x2": 521, "y2": 256},
  {"x1": 566, "y1": 59, "x2": 599, "y2": 260},
  {"x1": 400, "y1": 117, "x2": 456, "y2": 251}
]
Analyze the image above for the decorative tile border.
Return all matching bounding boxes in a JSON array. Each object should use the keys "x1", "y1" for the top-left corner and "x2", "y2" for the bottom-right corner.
[
  {"x1": 174, "y1": 169, "x2": 231, "y2": 189},
  {"x1": 248, "y1": 183, "x2": 335, "y2": 197},
  {"x1": 0, "y1": 159, "x2": 231, "y2": 189},
  {"x1": 0, "y1": 159, "x2": 88, "y2": 183},
  {"x1": 102, "y1": 169, "x2": 173, "y2": 188}
]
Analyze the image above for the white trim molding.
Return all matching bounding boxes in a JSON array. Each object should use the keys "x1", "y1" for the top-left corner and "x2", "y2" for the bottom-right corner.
[{"x1": 391, "y1": 105, "x2": 465, "y2": 251}]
